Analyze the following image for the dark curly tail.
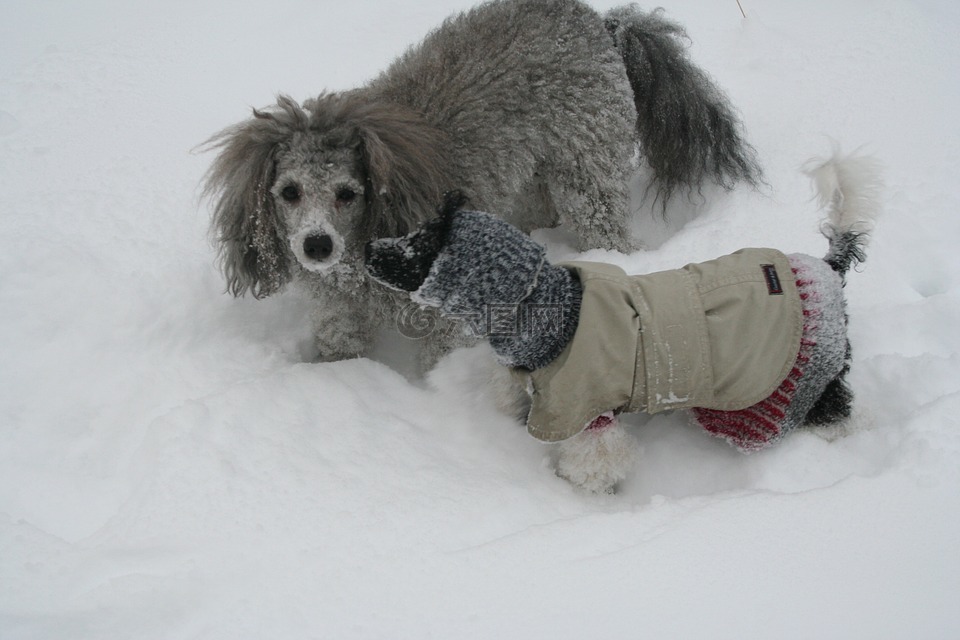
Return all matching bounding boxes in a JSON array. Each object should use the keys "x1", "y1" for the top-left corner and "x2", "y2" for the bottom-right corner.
[{"x1": 604, "y1": 7, "x2": 762, "y2": 207}]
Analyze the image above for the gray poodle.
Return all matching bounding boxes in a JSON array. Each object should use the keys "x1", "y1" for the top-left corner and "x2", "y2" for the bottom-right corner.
[{"x1": 202, "y1": 0, "x2": 760, "y2": 366}]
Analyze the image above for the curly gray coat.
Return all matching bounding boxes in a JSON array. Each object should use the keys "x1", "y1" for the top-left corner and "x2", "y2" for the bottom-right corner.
[{"x1": 202, "y1": 0, "x2": 760, "y2": 366}]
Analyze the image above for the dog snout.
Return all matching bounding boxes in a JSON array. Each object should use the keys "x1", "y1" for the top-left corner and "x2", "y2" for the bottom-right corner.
[{"x1": 303, "y1": 234, "x2": 334, "y2": 261}]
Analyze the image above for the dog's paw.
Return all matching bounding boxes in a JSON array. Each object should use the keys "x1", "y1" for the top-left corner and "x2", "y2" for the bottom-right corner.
[{"x1": 555, "y1": 414, "x2": 638, "y2": 494}]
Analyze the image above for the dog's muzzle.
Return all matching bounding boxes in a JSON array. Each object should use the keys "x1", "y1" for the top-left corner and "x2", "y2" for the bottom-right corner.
[
  {"x1": 292, "y1": 225, "x2": 343, "y2": 272},
  {"x1": 303, "y1": 234, "x2": 334, "y2": 261}
]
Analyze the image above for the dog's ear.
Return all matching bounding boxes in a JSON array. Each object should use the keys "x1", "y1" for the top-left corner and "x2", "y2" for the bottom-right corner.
[
  {"x1": 200, "y1": 97, "x2": 304, "y2": 298},
  {"x1": 353, "y1": 102, "x2": 455, "y2": 237}
]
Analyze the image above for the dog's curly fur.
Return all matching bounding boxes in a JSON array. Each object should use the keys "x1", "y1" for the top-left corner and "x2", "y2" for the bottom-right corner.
[{"x1": 202, "y1": 0, "x2": 760, "y2": 365}]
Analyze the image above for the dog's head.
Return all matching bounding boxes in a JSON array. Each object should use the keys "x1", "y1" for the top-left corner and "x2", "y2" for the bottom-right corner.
[{"x1": 201, "y1": 93, "x2": 454, "y2": 298}]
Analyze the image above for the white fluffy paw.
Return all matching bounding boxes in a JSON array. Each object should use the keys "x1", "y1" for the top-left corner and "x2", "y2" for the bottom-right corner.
[{"x1": 555, "y1": 414, "x2": 638, "y2": 494}]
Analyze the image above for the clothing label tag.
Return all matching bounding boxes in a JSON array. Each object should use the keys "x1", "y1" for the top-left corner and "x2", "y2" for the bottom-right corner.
[{"x1": 761, "y1": 264, "x2": 783, "y2": 295}]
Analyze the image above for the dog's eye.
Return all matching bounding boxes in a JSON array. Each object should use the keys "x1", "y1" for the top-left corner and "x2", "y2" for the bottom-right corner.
[
  {"x1": 280, "y1": 185, "x2": 301, "y2": 203},
  {"x1": 335, "y1": 187, "x2": 357, "y2": 204}
]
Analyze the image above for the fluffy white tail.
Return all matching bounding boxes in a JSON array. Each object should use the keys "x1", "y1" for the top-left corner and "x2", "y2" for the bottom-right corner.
[{"x1": 804, "y1": 149, "x2": 884, "y2": 274}]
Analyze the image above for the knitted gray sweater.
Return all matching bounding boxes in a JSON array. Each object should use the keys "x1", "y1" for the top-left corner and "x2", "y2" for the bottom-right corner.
[{"x1": 365, "y1": 202, "x2": 581, "y2": 370}]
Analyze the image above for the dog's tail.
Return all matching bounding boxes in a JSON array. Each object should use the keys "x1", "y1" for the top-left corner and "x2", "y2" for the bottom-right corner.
[
  {"x1": 805, "y1": 150, "x2": 884, "y2": 278},
  {"x1": 604, "y1": 7, "x2": 762, "y2": 206}
]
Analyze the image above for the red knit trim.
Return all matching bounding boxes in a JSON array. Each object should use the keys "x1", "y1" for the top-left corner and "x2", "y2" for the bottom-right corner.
[
  {"x1": 692, "y1": 261, "x2": 821, "y2": 451},
  {"x1": 585, "y1": 411, "x2": 617, "y2": 432}
]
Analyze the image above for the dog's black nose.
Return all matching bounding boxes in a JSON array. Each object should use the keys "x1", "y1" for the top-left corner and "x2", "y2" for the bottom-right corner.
[{"x1": 304, "y1": 234, "x2": 334, "y2": 261}]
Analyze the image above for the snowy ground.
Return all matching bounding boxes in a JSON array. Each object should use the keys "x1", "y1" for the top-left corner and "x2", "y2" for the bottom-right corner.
[{"x1": 2, "y1": 0, "x2": 959, "y2": 638}]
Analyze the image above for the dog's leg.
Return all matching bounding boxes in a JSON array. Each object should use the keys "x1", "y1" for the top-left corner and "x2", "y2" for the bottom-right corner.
[
  {"x1": 552, "y1": 175, "x2": 636, "y2": 253},
  {"x1": 310, "y1": 306, "x2": 375, "y2": 362},
  {"x1": 555, "y1": 413, "x2": 638, "y2": 494},
  {"x1": 803, "y1": 341, "x2": 854, "y2": 426},
  {"x1": 305, "y1": 286, "x2": 380, "y2": 362},
  {"x1": 539, "y1": 132, "x2": 636, "y2": 253}
]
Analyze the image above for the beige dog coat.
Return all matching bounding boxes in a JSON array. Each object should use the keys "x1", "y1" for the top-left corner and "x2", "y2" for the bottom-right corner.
[{"x1": 514, "y1": 248, "x2": 803, "y2": 442}]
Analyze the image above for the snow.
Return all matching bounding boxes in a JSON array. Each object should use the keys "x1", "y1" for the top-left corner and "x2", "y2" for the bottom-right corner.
[{"x1": 2, "y1": 0, "x2": 959, "y2": 638}]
